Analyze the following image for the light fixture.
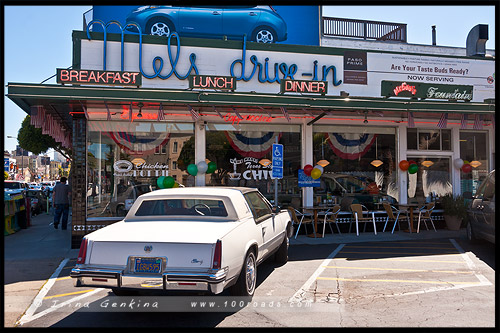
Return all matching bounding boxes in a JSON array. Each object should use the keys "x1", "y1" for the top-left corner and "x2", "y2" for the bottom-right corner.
[
  {"x1": 370, "y1": 136, "x2": 383, "y2": 167},
  {"x1": 363, "y1": 111, "x2": 368, "y2": 124},
  {"x1": 469, "y1": 160, "x2": 482, "y2": 168},
  {"x1": 340, "y1": 91, "x2": 349, "y2": 97},
  {"x1": 137, "y1": 102, "x2": 144, "y2": 118},
  {"x1": 421, "y1": 160, "x2": 434, "y2": 167},
  {"x1": 317, "y1": 160, "x2": 330, "y2": 167}
]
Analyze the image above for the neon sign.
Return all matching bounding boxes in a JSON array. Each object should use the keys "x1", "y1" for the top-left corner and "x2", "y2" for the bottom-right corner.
[
  {"x1": 189, "y1": 75, "x2": 236, "y2": 91},
  {"x1": 393, "y1": 82, "x2": 417, "y2": 96},
  {"x1": 57, "y1": 69, "x2": 141, "y2": 86},
  {"x1": 85, "y1": 20, "x2": 343, "y2": 89},
  {"x1": 223, "y1": 113, "x2": 273, "y2": 125},
  {"x1": 280, "y1": 79, "x2": 327, "y2": 94}
]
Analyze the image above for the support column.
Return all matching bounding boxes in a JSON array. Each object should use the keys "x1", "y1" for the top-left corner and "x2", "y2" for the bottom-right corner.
[
  {"x1": 397, "y1": 124, "x2": 408, "y2": 205},
  {"x1": 71, "y1": 116, "x2": 87, "y2": 248},
  {"x1": 302, "y1": 122, "x2": 314, "y2": 207},
  {"x1": 194, "y1": 120, "x2": 206, "y2": 186},
  {"x1": 451, "y1": 126, "x2": 461, "y2": 197}
]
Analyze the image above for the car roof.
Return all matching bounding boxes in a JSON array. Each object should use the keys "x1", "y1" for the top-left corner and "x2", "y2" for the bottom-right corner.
[{"x1": 142, "y1": 186, "x2": 258, "y2": 198}]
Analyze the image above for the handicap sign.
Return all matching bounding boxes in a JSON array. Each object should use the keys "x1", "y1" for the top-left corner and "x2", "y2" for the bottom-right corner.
[
  {"x1": 272, "y1": 143, "x2": 283, "y2": 178},
  {"x1": 4, "y1": 158, "x2": 9, "y2": 172},
  {"x1": 298, "y1": 169, "x2": 321, "y2": 187}
]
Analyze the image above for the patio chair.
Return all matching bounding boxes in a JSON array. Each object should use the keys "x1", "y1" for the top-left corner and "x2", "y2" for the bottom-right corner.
[
  {"x1": 382, "y1": 202, "x2": 410, "y2": 233},
  {"x1": 321, "y1": 205, "x2": 342, "y2": 237},
  {"x1": 417, "y1": 202, "x2": 437, "y2": 233},
  {"x1": 288, "y1": 207, "x2": 314, "y2": 239},
  {"x1": 349, "y1": 204, "x2": 377, "y2": 236}
]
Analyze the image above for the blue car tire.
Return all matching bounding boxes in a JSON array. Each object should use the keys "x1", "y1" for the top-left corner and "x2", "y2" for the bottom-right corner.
[{"x1": 147, "y1": 18, "x2": 175, "y2": 37}]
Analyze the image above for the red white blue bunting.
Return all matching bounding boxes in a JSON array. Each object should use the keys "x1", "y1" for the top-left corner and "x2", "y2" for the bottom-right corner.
[
  {"x1": 108, "y1": 131, "x2": 171, "y2": 156},
  {"x1": 326, "y1": 133, "x2": 377, "y2": 160},
  {"x1": 225, "y1": 131, "x2": 282, "y2": 158}
]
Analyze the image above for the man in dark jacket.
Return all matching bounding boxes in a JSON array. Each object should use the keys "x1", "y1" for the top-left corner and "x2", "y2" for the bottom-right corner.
[{"x1": 52, "y1": 177, "x2": 71, "y2": 230}]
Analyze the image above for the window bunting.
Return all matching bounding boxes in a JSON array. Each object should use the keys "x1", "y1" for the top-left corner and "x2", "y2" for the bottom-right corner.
[
  {"x1": 280, "y1": 106, "x2": 291, "y2": 122},
  {"x1": 473, "y1": 114, "x2": 483, "y2": 130},
  {"x1": 325, "y1": 133, "x2": 377, "y2": 160},
  {"x1": 225, "y1": 131, "x2": 282, "y2": 158},
  {"x1": 407, "y1": 112, "x2": 415, "y2": 128},
  {"x1": 437, "y1": 113, "x2": 448, "y2": 129},
  {"x1": 460, "y1": 114, "x2": 468, "y2": 129},
  {"x1": 29, "y1": 105, "x2": 72, "y2": 149}
]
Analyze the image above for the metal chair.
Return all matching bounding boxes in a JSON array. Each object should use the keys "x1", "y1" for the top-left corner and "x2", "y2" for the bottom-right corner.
[
  {"x1": 349, "y1": 204, "x2": 377, "y2": 236},
  {"x1": 321, "y1": 205, "x2": 342, "y2": 237},
  {"x1": 417, "y1": 202, "x2": 437, "y2": 233},
  {"x1": 382, "y1": 202, "x2": 410, "y2": 233},
  {"x1": 287, "y1": 207, "x2": 314, "y2": 239}
]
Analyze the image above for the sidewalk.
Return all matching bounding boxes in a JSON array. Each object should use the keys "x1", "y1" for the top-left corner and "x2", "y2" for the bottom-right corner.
[{"x1": 4, "y1": 209, "x2": 78, "y2": 327}]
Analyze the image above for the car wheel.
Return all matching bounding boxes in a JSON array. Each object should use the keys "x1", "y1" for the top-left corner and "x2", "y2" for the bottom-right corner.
[
  {"x1": 274, "y1": 233, "x2": 289, "y2": 265},
  {"x1": 252, "y1": 27, "x2": 276, "y2": 43},
  {"x1": 229, "y1": 251, "x2": 257, "y2": 297},
  {"x1": 112, "y1": 288, "x2": 139, "y2": 296},
  {"x1": 147, "y1": 19, "x2": 174, "y2": 37},
  {"x1": 466, "y1": 222, "x2": 478, "y2": 243}
]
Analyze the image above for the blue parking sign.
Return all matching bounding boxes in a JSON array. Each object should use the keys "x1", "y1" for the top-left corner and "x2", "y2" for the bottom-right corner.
[
  {"x1": 272, "y1": 144, "x2": 283, "y2": 179},
  {"x1": 4, "y1": 158, "x2": 9, "y2": 172}
]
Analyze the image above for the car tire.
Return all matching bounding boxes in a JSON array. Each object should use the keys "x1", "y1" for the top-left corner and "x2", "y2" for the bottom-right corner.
[
  {"x1": 147, "y1": 18, "x2": 175, "y2": 37},
  {"x1": 252, "y1": 27, "x2": 276, "y2": 43},
  {"x1": 229, "y1": 251, "x2": 257, "y2": 297},
  {"x1": 112, "y1": 288, "x2": 139, "y2": 296},
  {"x1": 274, "y1": 233, "x2": 288, "y2": 265},
  {"x1": 466, "y1": 222, "x2": 478, "y2": 243}
]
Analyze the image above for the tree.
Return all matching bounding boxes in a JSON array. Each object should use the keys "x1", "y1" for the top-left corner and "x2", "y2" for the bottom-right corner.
[{"x1": 17, "y1": 115, "x2": 72, "y2": 161}]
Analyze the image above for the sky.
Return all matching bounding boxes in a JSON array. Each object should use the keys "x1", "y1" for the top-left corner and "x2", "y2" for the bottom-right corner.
[{"x1": 3, "y1": 5, "x2": 496, "y2": 156}]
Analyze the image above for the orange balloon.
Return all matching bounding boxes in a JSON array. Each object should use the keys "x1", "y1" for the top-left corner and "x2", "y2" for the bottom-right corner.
[{"x1": 399, "y1": 160, "x2": 410, "y2": 171}]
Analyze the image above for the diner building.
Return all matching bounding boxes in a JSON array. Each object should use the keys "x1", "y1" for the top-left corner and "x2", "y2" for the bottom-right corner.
[{"x1": 6, "y1": 9, "x2": 495, "y2": 247}]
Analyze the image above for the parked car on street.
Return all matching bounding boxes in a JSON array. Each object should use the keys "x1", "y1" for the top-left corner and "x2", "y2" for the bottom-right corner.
[
  {"x1": 26, "y1": 189, "x2": 48, "y2": 215},
  {"x1": 109, "y1": 183, "x2": 154, "y2": 216},
  {"x1": 4, "y1": 180, "x2": 28, "y2": 195},
  {"x1": 125, "y1": 5, "x2": 288, "y2": 43},
  {"x1": 71, "y1": 187, "x2": 292, "y2": 297},
  {"x1": 466, "y1": 170, "x2": 495, "y2": 244}
]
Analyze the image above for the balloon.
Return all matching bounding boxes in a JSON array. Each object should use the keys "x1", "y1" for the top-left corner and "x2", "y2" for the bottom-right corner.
[
  {"x1": 453, "y1": 158, "x2": 464, "y2": 169},
  {"x1": 463, "y1": 160, "x2": 470, "y2": 165},
  {"x1": 462, "y1": 164, "x2": 472, "y2": 173},
  {"x1": 187, "y1": 164, "x2": 198, "y2": 176},
  {"x1": 313, "y1": 165, "x2": 324, "y2": 175},
  {"x1": 303, "y1": 164, "x2": 313, "y2": 176},
  {"x1": 206, "y1": 161, "x2": 217, "y2": 174},
  {"x1": 157, "y1": 176, "x2": 166, "y2": 189},
  {"x1": 197, "y1": 161, "x2": 208, "y2": 174},
  {"x1": 408, "y1": 163, "x2": 418, "y2": 174},
  {"x1": 408, "y1": 160, "x2": 416, "y2": 165},
  {"x1": 163, "y1": 176, "x2": 175, "y2": 188},
  {"x1": 399, "y1": 160, "x2": 410, "y2": 171},
  {"x1": 311, "y1": 168, "x2": 322, "y2": 179}
]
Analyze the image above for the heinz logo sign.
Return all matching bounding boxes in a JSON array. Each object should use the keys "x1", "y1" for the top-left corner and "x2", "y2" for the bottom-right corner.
[
  {"x1": 57, "y1": 69, "x2": 141, "y2": 86},
  {"x1": 280, "y1": 79, "x2": 327, "y2": 95}
]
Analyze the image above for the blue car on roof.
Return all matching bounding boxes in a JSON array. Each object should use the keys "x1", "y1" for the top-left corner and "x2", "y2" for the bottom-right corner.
[{"x1": 126, "y1": 5, "x2": 287, "y2": 43}]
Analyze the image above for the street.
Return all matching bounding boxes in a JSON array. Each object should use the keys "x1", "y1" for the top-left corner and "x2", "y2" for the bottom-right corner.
[{"x1": 5, "y1": 212, "x2": 495, "y2": 328}]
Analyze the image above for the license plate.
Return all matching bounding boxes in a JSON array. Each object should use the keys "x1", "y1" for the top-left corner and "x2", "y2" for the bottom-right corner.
[{"x1": 134, "y1": 257, "x2": 162, "y2": 274}]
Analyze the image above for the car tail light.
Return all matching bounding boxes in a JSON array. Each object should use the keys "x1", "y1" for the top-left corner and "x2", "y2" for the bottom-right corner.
[
  {"x1": 212, "y1": 240, "x2": 222, "y2": 270},
  {"x1": 76, "y1": 238, "x2": 88, "y2": 264}
]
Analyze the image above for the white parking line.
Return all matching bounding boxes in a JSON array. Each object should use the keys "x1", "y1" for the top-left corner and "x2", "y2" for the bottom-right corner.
[
  {"x1": 449, "y1": 238, "x2": 493, "y2": 286},
  {"x1": 288, "y1": 244, "x2": 345, "y2": 304},
  {"x1": 15, "y1": 257, "x2": 104, "y2": 326}
]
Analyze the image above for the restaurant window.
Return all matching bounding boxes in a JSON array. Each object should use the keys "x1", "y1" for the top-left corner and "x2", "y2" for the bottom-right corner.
[
  {"x1": 86, "y1": 121, "x2": 194, "y2": 219},
  {"x1": 459, "y1": 131, "x2": 488, "y2": 197},
  {"x1": 407, "y1": 128, "x2": 451, "y2": 151},
  {"x1": 205, "y1": 123, "x2": 301, "y2": 206},
  {"x1": 313, "y1": 126, "x2": 397, "y2": 210},
  {"x1": 407, "y1": 156, "x2": 452, "y2": 204}
]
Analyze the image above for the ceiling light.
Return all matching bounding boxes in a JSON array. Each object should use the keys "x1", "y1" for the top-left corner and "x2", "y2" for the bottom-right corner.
[
  {"x1": 421, "y1": 160, "x2": 434, "y2": 167},
  {"x1": 137, "y1": 102, "x2": 144, "y2": 118},
  {"x1": 469, "y1": 160, "x2": 482, "y2": 168},
  {"x1": 317, "y1": 160, "x2": 330, "y2": 167},
  {"x1": 370, "y1": 159, "x2": 383, "y2": 167}
]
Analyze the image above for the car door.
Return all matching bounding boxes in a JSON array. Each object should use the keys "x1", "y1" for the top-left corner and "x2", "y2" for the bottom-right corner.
[
  {"x1": 178, "y1": 6, "x2": 223, "y2": 38},
  {"x1": 244, "y1": 191, "x2": 279, "y2": 261},
  {"x1": 222, "y1": 6, "x2": 261, "y2": 39},
  {"x1": 469, "y1": 171, "x2": 495, "y2": 242}
]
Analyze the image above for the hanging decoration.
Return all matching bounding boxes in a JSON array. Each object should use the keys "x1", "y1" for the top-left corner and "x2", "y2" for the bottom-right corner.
[
  {"x1": 303, "y1": 164, "x2": 313, "y2": 176},
  {"x1": 107, "y1": 131, "x2": 171, "y2": 156},
  {"x1": 453, "y1": 158, "x2": 464, "y2": 170},
  {"x1": 187, "y1": 164, "x2": 198, "y2": 176},
  {"x1": 197, "y1": 161, "x2": 208, "y2": 174},
  {"x1": 207, "y1": 161, "x2": 217, "y2": 174},
  {"x1": 225, "y1": 131, "x2": 282, "y2": 158},
  {"x1": 408, "y1": 163, "x2": 419, "y2": 174},
  {"x1": 325, "y1": 133, "x2": 377, "y2": 160},
  {"x1": 461, "y1": 162, "x2": 472, "y2": 173},
  {"x1": 370, "y1": 136, "x2": 384, "y2": 167},
  {"x1": 163, "y1": 176, "x2": 175, "y2": 188},
  {"x1": 157, "y1": 176, "x2": 166, "y2": 189}
]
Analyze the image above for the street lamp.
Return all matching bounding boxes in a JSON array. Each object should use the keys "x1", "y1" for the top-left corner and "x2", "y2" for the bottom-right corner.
[{"x1": 6, "y1": 136, "x2": 25, "y2": 180}]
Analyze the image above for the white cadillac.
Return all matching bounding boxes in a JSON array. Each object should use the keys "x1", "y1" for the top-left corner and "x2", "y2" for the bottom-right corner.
[{"x1": 71, "y1": 187, "x2": 292, "y2": 296}]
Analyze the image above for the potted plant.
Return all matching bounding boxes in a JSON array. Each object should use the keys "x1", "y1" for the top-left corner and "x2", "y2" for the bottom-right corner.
[{"x1": 440, "y1": 194, "x2": 468, "y2": 230}]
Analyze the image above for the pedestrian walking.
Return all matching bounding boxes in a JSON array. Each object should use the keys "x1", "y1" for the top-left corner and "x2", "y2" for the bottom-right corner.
[{"x1": 53, "y1": 177, "x2": 71, "y2": 230}]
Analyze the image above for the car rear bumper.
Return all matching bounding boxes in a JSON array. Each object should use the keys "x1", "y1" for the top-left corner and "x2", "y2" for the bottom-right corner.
[{"x1": 70, "y1": 266, "x2": 228, "y2": 294}]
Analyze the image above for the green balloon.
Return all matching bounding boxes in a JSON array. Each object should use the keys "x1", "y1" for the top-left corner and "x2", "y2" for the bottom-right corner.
[
  {"x1": 187, "y1": 163, "x2": 198, "y2": 176},
  {"x1": 408, "y1": 163, "x2": 418, "y2": 174},
  {"x1": 206, "y1": 161, "x2": 217, "y2": 174},
  {"x1": 163, "y1": 176, "x2": 175, "y2": 188},
  {"x1": 157, "y1": 176, "x2": 166, "y2": 189}
]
